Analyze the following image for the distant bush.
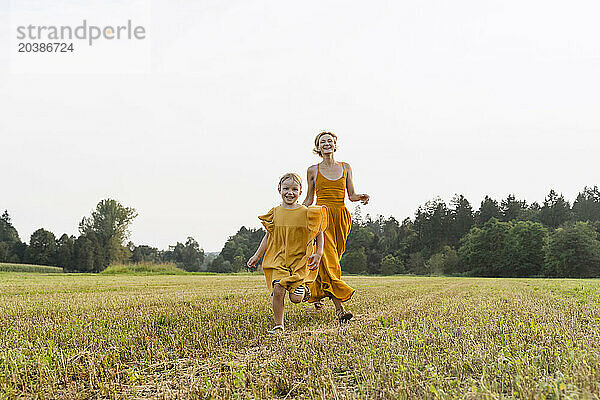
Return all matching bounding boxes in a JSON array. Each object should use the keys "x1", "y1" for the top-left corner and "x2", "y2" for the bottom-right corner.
[
  {"x1": 458, "y1": 219, "x2": 511, "y2": 277},
  {"x1": 544, "y1": 222, "x2": 600, "y2": 278},
  {"x1": 0, "y1": 263, "x2": 63, "y2": 273},
  {"x1": 406, "y1": 252, "x2": 427, "y2": 275},
  {"x1": 380, "y1": 254, "x2": 404, "y2": 275},
  {"x1": 100, "y1": 262, "x2": 187, "y2": 275},
  {"x1": 427, "y1": 246, "x2": 459, "y2": 275}
]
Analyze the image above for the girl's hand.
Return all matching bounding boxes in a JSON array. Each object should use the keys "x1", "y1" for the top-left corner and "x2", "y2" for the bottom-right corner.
[
  {"x1": 247, "y1": 255, "x2": 259, "y2": 269},
  {"x1": 307, "y1": 253, "x2": 322, "y2": 270}
]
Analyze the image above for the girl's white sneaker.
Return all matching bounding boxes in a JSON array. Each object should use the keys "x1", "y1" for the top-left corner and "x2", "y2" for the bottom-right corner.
[{"x1": 268, "y1": 325, "x2": 284, "y2": 335}]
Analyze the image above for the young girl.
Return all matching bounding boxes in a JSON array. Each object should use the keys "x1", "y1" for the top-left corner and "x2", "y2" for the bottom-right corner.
[{"x1": 247, "y1": 173, "x2": 328, "y2": 334}]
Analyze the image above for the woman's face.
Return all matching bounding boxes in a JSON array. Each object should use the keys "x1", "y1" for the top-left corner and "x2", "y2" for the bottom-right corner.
[{"x1": 318, "y1": 134, "x2": 336, "y2": 155}]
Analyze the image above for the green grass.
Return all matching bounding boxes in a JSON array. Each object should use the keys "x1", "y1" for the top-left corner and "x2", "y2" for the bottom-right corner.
[
  {"x1": 1, "y1": 274, "x2": 600, "y2": 398},
  {"x1": 0, "y1": 262, "x2": 63, "y2": 273},
  {"x1": 100, "y1": 262, "x2": 187, "y2": 275}
]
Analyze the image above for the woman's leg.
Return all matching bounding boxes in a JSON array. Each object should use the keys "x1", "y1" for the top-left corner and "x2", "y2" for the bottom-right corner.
[
  {"x1": 331, "y1": 295, "x2": 353, "y2": 322},
  {"x1": 331, "y1": 296, "x2": 344, "y2": 313}
]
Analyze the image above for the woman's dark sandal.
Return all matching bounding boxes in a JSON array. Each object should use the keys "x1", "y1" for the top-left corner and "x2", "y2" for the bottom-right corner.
[{"x1": 337, "y1": 310, "x2": 353, "y2": 323}]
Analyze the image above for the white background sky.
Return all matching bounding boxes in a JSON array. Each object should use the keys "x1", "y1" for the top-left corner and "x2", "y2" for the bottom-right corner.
[{"x1": 1, "y1": 0, "x2": 599, "y2": 251}]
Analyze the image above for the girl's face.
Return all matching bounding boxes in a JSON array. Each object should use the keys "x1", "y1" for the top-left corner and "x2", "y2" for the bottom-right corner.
[
  {"x1": 279, "y1": 178, "x2": 302, "y2": 206},
  {"x1": 318, "y1": 134, "x2": 336, "y2": 155}
]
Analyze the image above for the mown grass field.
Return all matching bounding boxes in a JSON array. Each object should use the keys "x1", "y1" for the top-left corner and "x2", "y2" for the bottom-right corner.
[{"x1": 1, "y1": 273, "x2": 599, "y2": 399}]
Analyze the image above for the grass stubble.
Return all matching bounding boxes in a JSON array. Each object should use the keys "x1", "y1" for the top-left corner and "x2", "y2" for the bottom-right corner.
[{"x1": 1, "y1": 273, "x2": 599, "y2": 399}]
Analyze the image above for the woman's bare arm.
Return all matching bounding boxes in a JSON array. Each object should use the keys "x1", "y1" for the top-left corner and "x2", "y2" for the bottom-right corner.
[
  {"x1": 302, "y1": 165, "x2": 317, "y2": 206},
  {"x1": 345, "y1": 162, "x2": 370, "y2": 205}
]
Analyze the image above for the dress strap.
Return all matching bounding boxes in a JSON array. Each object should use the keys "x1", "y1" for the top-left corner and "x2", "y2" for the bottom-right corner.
[{"x1": 341, "y1": 162, "x2": 346, "y2": 176}]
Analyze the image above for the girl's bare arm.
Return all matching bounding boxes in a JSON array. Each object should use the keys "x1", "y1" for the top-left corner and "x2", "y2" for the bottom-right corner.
[
  {"x1": 247, "y1": 232, "x2": 269, "y2": 267},
  {"x1": 315, "y1": 231, "x2": 324, "y2": 255},
  {"x1": 308, "y1": 231, "x2": 324, "y2": 270}
]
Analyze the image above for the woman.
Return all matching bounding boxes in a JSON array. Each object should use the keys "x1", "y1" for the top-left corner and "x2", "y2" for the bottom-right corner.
[{"x1": 303, "y1": 131, "x2": 370, "y2": 322}]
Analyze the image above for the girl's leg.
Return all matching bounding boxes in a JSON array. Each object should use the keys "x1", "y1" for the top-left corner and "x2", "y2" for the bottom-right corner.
[
  {"x1": 272, "y1": 283, "x2": 286, "y2": 326},
  {"x1": 289, "y1": 285, "x2": 306, "y2": 304}
]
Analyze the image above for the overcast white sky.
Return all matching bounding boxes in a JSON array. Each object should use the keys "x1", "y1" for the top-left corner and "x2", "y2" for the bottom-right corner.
[{"x1": 1, "y1": 0, "x2": 599, "y2": 251}]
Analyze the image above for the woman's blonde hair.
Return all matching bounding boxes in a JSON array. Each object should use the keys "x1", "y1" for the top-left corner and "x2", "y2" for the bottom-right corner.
[
  {"x1": 313, "y1": 131, "x2": 338, "y2": 156},
  {"x1": 278, "y1": 172, "x2": 302, "y2": 191}
]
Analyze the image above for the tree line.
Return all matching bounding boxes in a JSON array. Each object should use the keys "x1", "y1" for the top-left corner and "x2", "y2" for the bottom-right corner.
[
  {"x1": 211, "y1": 187, "x2": 600, "y2": 278},
  {"x1": 3, "y1": 188, "x2": 599, "y2": 277},
  {"x1": 0, "y1": 199, "x2": 205, "y2": 272}
]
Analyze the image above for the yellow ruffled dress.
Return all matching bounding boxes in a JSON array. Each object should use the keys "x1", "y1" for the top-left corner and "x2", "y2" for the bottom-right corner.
[
  {"x1": 258, "y1": 205, "x2": 328, "y2": 293},
  {"x1": 308, "y1": 164, "x2": 355, "y2": 302}
]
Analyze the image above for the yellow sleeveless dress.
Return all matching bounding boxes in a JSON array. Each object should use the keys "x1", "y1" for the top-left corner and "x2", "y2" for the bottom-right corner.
[
  {"x1": 308, "y1": 164, "x2": 355, "y2": 302},
  {"x1": 258, "y1": 205, "x2": 328, "y2": 293}
]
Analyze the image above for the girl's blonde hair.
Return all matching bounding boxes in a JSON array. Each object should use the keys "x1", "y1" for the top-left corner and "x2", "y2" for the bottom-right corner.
[
  {"x1": 313, "y1": 131, "x2": 338, "y2": 156},
  {"x1": 278, "y1": 172, "x2": 302, "y2": 191}
]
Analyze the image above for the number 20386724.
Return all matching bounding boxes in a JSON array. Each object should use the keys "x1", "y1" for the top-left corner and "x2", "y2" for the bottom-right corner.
[{"x1": 18, "y1": 43, "x2": 74, "y2": 52}]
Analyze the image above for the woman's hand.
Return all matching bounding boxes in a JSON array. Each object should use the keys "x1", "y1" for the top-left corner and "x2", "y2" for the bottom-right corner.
[
  {"x1": 358, "y1": 193, "x2": 370, "y2": 205},
  {"x1": 247, "y1": 254, "x2": 259, "y2": 269},
  {"x1": 350, "y1": 193, "x2": 370, "y2": 204},
  {"x1": 307, "y1": 252, "x2": 322, "y2": 270}
]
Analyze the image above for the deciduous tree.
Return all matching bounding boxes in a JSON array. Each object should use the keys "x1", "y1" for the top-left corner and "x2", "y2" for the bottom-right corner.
[
  {"x1": 79, "y1": 199, "x2": 137, "y2": 268},
  {"x1": 24, "y1": 228, "x2": 57, "y2": 266},
  {"x1": 544, "y1": 222, "x2": 600, "y2": 277}
]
